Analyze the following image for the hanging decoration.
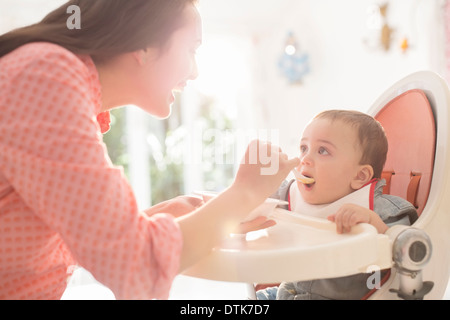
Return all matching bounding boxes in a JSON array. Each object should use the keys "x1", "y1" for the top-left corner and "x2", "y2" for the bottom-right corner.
[
  {"x1": 379, "y1": 3, "x2": 394, "y2": 51},
  {"x1": 278, "y1": 31, "x2": 310, "y2": 85},
  {"x1": 364, "y1": 1, "x2": 427, "y2": 54},
  {"x1": 400, "y1": 37, "x2": 409, "y2": 53},
  {"x1": 364, "y1": 3, "x2": 395, "y2": 52}
]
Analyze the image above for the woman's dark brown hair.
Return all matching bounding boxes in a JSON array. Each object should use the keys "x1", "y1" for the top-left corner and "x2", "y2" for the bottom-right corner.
[{"x1": 0, "y1": 0, "x2": 196, "y2": 63}]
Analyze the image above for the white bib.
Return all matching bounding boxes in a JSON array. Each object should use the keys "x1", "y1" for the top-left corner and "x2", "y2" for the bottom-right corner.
[{"x1": 289, "y1": 181, "x2": 375, "y2": 219}]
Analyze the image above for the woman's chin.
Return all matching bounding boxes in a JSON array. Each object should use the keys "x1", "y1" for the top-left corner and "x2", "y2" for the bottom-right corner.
[
  {"x1": 139, "y1": 97, "x2": 173, "y2": 119},
  {"x1": 152, "y1": 106, "x2": 172, "y2": 119}
]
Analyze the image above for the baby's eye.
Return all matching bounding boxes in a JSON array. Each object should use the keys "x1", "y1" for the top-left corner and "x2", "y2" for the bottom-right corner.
[
  {"x1": 300, "y1": 145, "x2": 308, "y2": 154},
  {"x1": 318, "y1": 147, "x2": 329, "y2": 155}
]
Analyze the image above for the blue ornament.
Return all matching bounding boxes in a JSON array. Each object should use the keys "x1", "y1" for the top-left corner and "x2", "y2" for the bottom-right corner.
[{"x1": 278, "y1": 32, "x2": 310, "y2": 84}]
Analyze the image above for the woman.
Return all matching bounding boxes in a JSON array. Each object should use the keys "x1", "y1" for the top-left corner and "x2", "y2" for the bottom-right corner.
[{"x1": 0, "y1": 0, "x2": 299, "y2": 299}]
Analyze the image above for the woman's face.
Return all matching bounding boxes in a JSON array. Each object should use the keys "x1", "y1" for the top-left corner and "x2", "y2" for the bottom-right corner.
[{"x1": 134, "y1": 4, "x2": 202, "y2": 118}]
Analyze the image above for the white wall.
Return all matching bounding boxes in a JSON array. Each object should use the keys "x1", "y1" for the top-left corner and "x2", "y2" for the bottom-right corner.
[
  {"x1": 3, "y1": 0, "x2": 445, "y2": 159},
  {"x1": 0, "y1": 0, "x2": 65, "y2": 33},
  {"x1": 246, "y1": 0, "x2": 447, "y2": 157}
]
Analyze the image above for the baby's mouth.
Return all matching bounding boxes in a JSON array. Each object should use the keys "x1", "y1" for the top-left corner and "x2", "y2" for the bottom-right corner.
[
  {"x1": 292, "y1": 169, "x2": 315, "y2": 186},
  {"x1": 300, "y1": 173, "x2": 315, "y2": 184},
  {"x1": 300, "y1": 174, "x2": 315, "y2": 190}
]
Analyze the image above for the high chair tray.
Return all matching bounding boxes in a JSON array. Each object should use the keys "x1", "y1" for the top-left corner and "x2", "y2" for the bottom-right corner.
[{"x1": 183, "y1": 208, "x2": 392, "y2": 283}]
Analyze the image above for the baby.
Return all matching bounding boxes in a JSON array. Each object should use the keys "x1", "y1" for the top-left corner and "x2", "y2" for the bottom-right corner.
[{"x1": 257, "y1": 110, "x2": 418, "y2": 300}]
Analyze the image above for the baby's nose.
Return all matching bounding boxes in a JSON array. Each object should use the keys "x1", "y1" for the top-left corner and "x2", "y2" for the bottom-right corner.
[{"x1": 301, "y1": 153, "x2": 313, "y2": 166}]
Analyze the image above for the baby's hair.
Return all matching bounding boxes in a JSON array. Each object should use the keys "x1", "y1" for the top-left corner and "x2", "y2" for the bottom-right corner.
[{"x1": 313, "y1": 110, "x2": 388, "y2": 179}]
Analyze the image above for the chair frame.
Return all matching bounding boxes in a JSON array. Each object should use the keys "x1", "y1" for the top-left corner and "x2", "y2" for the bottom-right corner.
[{"x1": 367, "y1": 71, "x2": 450, "y2": 299}]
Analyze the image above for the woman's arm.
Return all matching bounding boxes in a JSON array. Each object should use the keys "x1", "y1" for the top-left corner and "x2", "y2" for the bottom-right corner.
[
  {"x1": 176, "y1": 140, "x2": 300, "y2": 272},
  {"x1": 143, "y1": 195, "x2": 204, "y2": 218}
]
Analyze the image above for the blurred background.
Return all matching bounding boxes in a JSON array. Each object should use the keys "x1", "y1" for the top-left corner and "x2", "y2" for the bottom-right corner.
[{"x1": 1, "y1": 0, "x2": 449, "y2": 299}]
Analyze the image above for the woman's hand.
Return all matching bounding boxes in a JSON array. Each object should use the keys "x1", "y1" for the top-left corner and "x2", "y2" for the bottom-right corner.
[
  {"x1": 235, "y1": 216, "x2": 277, "y2": 234},
  {"x1": 144, "y1": 195, "x2": 204, "y2": 218},
  {"x1": 327, "y1": 203, "x2": 388, "y2": 234},
  {"x1": 231, "y1": 140, "x2": 300, "y2": 208}
]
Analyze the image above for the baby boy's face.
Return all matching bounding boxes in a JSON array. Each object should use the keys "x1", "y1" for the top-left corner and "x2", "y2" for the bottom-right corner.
[{"x1": 297, "y1": 118, "x2": 364, "y2": 205}]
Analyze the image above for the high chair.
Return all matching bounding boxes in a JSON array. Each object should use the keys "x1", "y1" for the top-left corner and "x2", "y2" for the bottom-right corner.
[
  {"x1": 366, "y1": 70, "x2": 450, "y2": 299},
  {"x1": 183, "y1": 71, "x2": 450, "y2": 300}
]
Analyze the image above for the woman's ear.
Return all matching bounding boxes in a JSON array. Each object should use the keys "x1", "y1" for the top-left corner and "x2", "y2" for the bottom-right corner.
[
  {"x1": 132, "y1": 49, "x2": 146, "y2": 66},
  {"x1": 132, "y1": 48, "x2": 155, "y2": 66},
  {"x1": 351, "y1": 165, "x2": 374, "y2": 190}
]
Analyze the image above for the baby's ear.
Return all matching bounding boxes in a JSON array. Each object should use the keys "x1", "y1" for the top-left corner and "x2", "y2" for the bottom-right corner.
[{"x1": 351, "y1": 165, "x2": 374, "y2": 190}]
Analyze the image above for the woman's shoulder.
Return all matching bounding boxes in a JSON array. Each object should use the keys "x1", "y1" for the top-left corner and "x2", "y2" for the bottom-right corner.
[
  {"x1": 7, "y1": 42, "x2": 76, "y2": 60},
  {"x1": 15, "y1": 41, "x2": 71, "y2": 54},
  {"x1": 2, "y1": 42, "x2": 88, "y2": 76},
  {"x1": 1, "y1": 42, "x2": 100, "y2": 108}
]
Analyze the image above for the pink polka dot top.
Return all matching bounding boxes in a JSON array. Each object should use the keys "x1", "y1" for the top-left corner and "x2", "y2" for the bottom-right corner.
[{"x1": 0, "y1": 42, "x2": 182, "y2": 300}]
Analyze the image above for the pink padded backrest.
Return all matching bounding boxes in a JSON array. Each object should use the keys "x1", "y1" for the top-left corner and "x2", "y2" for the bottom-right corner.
[{"x1": 375, "y1": 89, "x2": 436, "y2": 216}]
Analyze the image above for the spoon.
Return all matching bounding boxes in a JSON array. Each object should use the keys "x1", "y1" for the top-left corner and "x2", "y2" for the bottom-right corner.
[{"x1": 292, "y1": 169, "x2": 315, "y2": 184}]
